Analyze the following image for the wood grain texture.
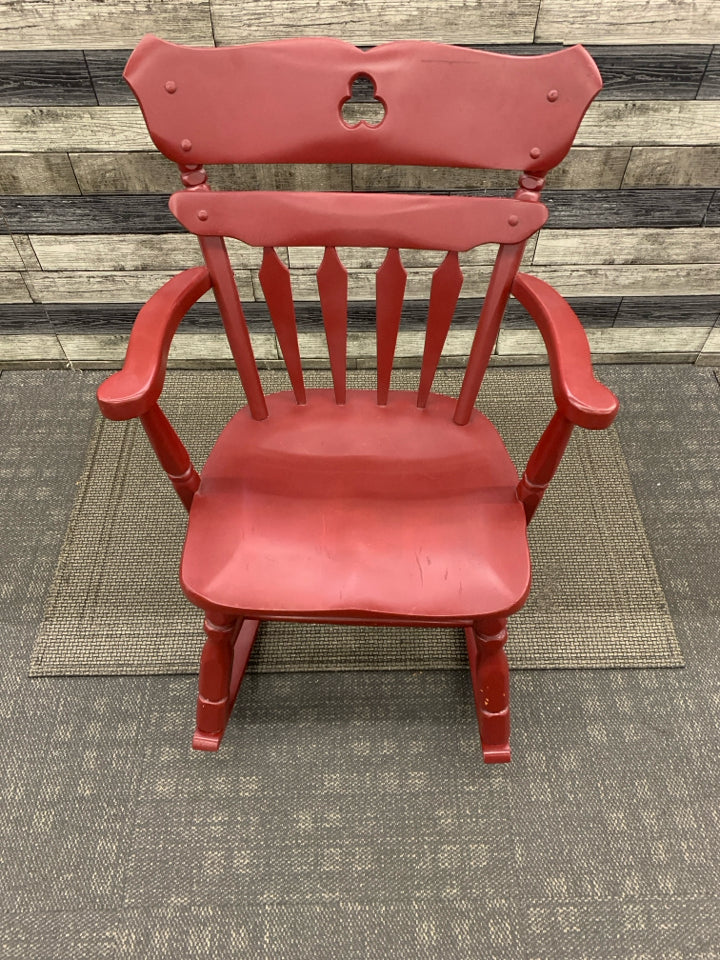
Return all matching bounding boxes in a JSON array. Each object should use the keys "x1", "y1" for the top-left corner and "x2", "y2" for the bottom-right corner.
[
  {"x1": 533, "y1": 228, "x2": 720, "y2": 266},
  {"x1": 541, "y1": 189, "x2": 714, "y2": 229},
  {"x1": 0, "y1": 333, "x2": 64, "y2": 361},
  {"x1": 352, "y1": 149, "x2": 629, "y2": 192},
  {"x1": 254, "y1": 268, "x2": 491, "y2": 303},
  {"x1": 497, "y1": 325, "x2": 709, "y2": 356},
  {"x1": 0, "y1": 195, "x2": 182, "y2": 234},
  {"x1": 28, "y1": 270, "x2": 253, "y2": 304},
  {"x1": 613, "y1": 295, "x2": 720, "y2": 327},
  {"x1": 697, "y1": 326, "x2": 720, "y2": 362},
  {"x1": 0, "y1": 153, "x2": 79, "y2": 195},
  {"x1": 586, "y1": 44, "x2": 712, "y2": 100},
  {"x1": 287, "y1": 240, "x2": 537, "y2": 270},
  {"x1": 10, "y1": 234, "x2": 40, "y2": 270},
  {"x1": 0, "y1": 51, "x2": 96, "y2": 105},
  {"x1": 0, "y1": 272, "x2": 32, "y2": 303},
  {"x1": 211, "y1": 0, "x2": 541, "y2": 45},
  {"x1": 622, "y1": 146, "x2": 720, "y2": 188},
  {"x1": 698, "y1": 47, "x2": 720, "y2": 99},
  {"x1": 0, "y1": 107, "x2": 151, "y2": 151},
  {"x1": 0, "y1": 235, "x2": 26, "y2": 271},
  {"x1": 0, "y1": 1, "x2": 214, "y2": 49},
  {"x1": 577, "y1": 102, "x2": 720, "y2": 146},
  {"x1": 68, "y1": 154, "x2": 353, "y2": 194},
  {"x1": 0, "y1": 303, "x2": 51, "y2": 336},
  {"x1": 705, "y1": 191, "x2": 720, "y2": 226},
  {"x1": 531, "y1": 264, "x2": 720, "y2": 298},
  {"x1": 28, "y1": 235, "x2": 269, "y2": 271},
  {"x1": 84, "y1": 50, "x2": 134, "y2": 105},
  {"x1": 535, "y1": 0, "x2": 720, "y2": 44},
  {"x1": 45, "y1": 301, "x2": 226, "y2": 332}
]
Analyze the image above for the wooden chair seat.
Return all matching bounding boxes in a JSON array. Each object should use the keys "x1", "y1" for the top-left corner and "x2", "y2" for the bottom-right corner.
[{"x1": 181, "y1": 389, "x2": 530, "y2": 621}]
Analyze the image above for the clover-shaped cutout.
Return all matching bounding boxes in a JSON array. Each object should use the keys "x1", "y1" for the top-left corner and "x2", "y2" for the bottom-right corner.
[{"x1": 341, "y1": 73, "x2": 386, "y2": 128}]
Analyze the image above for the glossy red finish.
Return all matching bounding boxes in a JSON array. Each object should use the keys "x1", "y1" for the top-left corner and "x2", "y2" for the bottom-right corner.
[
  {"x1": 96, "y1": 35, "x2": 618, "y2": 762},
  {"x1": 169, "y1": 192, "x2": 549, "y2": 249},
  {"x1": 180, "y1": 390, "x2": 531, "y2": 621},
  {"x1": 125, "y1": 36, "x2": 601, "y2": 171}
]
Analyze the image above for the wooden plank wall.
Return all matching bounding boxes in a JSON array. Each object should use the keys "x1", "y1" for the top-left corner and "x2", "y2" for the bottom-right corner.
[{"x1": 1, "y1": 0, "x2": 719, "y2": 367}]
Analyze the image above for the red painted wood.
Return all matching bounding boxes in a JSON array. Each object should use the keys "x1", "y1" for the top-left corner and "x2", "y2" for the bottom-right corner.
[
  {"x1": 517, "y1": 410, "x2": 575, "y2": 524},
  {"x1": 97, "y1": 266, "x2": 211, "y2": 421},
  {"x1": 417, "y1": 251, "x2": 464, "y2": 409},
  {"x1": 96, "y1": 35, "x2": 619, "y2": 762},
  {"x1": 139, "y1": 403, "x2": 200, "y2": 511},
  {"x1": 170, "y1": 191, "x2": 548, "y2": 250},
  {"x1": 465, "y1": 618, "x2": 511, "y2": 763},
  {"x1": 193, "y1": 617, "x2": 260, "y2": 750},
  {"x1": 317, "y1": 247, "x2": 348, "y2": 405},
  {"x1": 454, "y1": 243, "x2": 527, "y2": 425},
  {"x1": 199, "y1": 236, "x2": 267, "y2": 420},
  {"x1": 511, "y1": 272, "x2": 620, "y2": 429},
  {"x1": 180, "y1": 390, "x2": 530, "y2": 621},
  {"x1": 375, "y1": 248, "x2": 407, "y2": 405},
  {"x1": 126, "y1": 36, "x2": 601, "y2": 171},
  {"x1": 258, "y1": 247, "x2": 306, "y2": 404}
]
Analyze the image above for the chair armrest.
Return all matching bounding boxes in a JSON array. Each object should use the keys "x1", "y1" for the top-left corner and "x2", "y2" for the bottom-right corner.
[
  {"x1": 96, "y1": 266, "x2": 212, "y2": 421},
  {"x1": 511, "y1": 273, "x2": 619, "y2": 430}
]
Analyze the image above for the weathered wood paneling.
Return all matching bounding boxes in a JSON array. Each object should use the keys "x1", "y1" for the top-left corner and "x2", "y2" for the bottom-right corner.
[
  {"x1": 0, "y1": 272, "x2": 32, "y2": 302},
  {"x1": 0, "y1": 153, "x2": 79, "y2": 195},
  {"x1": 0, "y1": 1, "x2": 214, "y2": 50},
  {"x1": 0, "y1": 333, "x2": 64, "y2": 362},
  {"x1": 28, "y1": 234, "x2": 274, "y2": 271},
  {"x1": 533, "y1": 228, "x2": 720, "y2": 265},
  {"x1": 0, "y1": 303, "x2": 50, "y2": 333},
  {"x1": 705, "y1": 191, "x2": 720, "y2": 226},
  {"x1": 530, "y1": 264, "x2": 720, "y2": 298},
  {"x1": 542, "y1": 189, "x2": 714, "y2": 229},
  {"x1": 0, "y1": 107, "x2": 151, "y2": 151},
  {"x1": 0, "y1": 235, "x2": 26, "y2": 270},
  {"x1": 0, "y1": 51, "x2": 96, "y2": 105},
  {"x1": 352, "y1": 148, "x2": 630, "y2": 192},
  {"x1": 578, "y1": 101, "x2": 720, "y2": 146},
  {"x1": 497, "y1": 326, "x2": 710, "y2": 357},
  {"x1": 287, "y1": 240, "x2": 537, "y2": 270},
  {"x1": 28, "y1": 270, "x2": 253, "y2": 304},
  {"x1": 211, "y1": 0, "x2": 541, "y2": 45},
  {"x1": 10, "y1": 234, "x2": 40, "y2": 270},
  {"x1": 0, "y1": 195, "x2": 182, "y2": 234},
  {"x1": 69, "y1": 154, "x2": 354, "y2": 194},
  {"x1": 698, "y1": 47, "x2": 720, "y2": 99},
  {"x1": 535, "y1": 0, "x2": 720, "y2": 44},
  {"x1": 613, "y1": 296, "x2": 720, "y2": 327},
  {"x1": 84, "y1": 51, "x2": 134, "y2": 105},
  {"x1": 622, "y1": 146, "x2": 720, "y2": 188},
  {"x1": 586, "y1": 44, "x2": 713, "y2": 99}
]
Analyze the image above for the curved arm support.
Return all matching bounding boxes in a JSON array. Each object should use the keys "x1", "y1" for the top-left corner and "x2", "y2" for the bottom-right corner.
[
  {"x1": 511, "y1": 273, "x2": 619, "y2": 430},
  {"x1": 96, "y1": 266, "x2": 212, "y2": 421}
]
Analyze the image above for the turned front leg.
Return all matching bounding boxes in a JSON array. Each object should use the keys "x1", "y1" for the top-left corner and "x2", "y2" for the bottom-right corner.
[
  {"x1": 195, "y1": 613, "x2": 237, "y2": 747},
  {"x1": 465, "y1": 617, "x2": 511, "y2": 763}
]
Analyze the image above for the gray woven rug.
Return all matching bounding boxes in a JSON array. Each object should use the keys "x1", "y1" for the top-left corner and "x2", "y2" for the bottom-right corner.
[{"x1": 30, "y1": 368, "x2": 682, "y2": 676}]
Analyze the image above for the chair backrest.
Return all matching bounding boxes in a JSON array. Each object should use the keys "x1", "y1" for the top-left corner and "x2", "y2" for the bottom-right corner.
[{"x1": 125, "y1": 36, "x2": 602, "y2": 423}]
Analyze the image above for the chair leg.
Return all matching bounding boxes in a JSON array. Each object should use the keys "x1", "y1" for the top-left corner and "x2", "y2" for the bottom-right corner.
[
  {"x1": 465, "y1": 617, "x2": 511, "y2": 763},
  {"x1": 193, "y1": 613, "x2": 260, "y2": 752}
]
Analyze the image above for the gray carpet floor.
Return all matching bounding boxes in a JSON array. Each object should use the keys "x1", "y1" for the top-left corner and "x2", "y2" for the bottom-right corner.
[{"x1": 1, "y1": 365, "x2": 719, "y2": 960}]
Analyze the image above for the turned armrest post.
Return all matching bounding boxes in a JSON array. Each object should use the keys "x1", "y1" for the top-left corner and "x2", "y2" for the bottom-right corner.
[
  {"x1": 139, "y1": 402, "x2": 200, "y2": 512},
  {"x1": 517, "y1": 409, "x2": 574, "y2": 524}
]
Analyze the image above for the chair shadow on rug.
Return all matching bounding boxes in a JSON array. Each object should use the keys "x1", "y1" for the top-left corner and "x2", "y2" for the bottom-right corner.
[{"x1": 96, "y1": 35, "x2": 618, "y2": 762}]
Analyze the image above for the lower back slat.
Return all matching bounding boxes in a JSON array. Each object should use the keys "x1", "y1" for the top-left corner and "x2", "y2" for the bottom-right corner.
[
  {"x1": 375, "y1": 248, "x2": 407, "y2": 405},
  {"x1": 259, "y1": 247, "x2": 306, "y2": 404},
  {"x1": 417, "y1": 251, "x2": 464, "y2": 408},
  {"x1": 317, "y1": 247, "x2": 348, "y2": 404}
]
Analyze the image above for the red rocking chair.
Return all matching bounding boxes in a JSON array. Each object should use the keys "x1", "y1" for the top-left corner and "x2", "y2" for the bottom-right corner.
[{"x1": 97, "y1": 36, "x2": 618, "y2": 762}]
